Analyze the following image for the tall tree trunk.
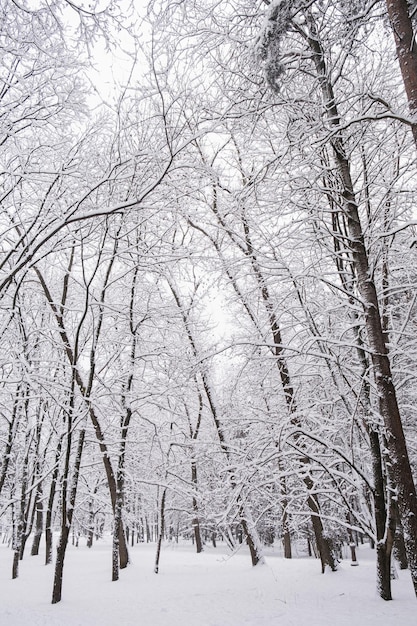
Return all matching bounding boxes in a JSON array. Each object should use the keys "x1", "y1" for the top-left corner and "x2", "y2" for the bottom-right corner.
[
  {"x1": 191, "y1": 175, "x2": 334, "y2": 570},
  {"x1": 30, "y1": 484, "x2": 43, "y2": 556},
  {"x1": 154, "y1": 488, "x2": 167, "y2": 574},
  {"x1": 240, "y1": 212, "x2": 336, "y2": 571},
  {"x1": 323, "y1": 153, "x2": 394, "y2": 595},
  {"x1": 34, "y1": 267, "x2": 129, "y2": 572},
  {"x1": 12, "y1": 405, "x2": 31, "y2": 580},
  {"x1": 169, "y1": 282, "x2": 263, "y2": 565},
  {"x1": 305, "y1": 15, "x2": 417, "y2": 596},
  {"x1": 191, "y1": 460, "x2": 204, "y2": 553},
  {"x1": 385, "y1": 0, "x2": 417, "y2": 147},
  {"x1": 52, "y1": 427, "x2": 86, "y2": 604},
  {"x1": 371, "y1": 430, "x2": 395, "y2": 600},
  {"x1": 45, "y1": 436, "x2": 63, "y2": 565}
]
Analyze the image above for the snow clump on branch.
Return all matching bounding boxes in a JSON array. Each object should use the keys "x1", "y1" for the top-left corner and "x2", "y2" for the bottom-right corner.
[{"x1": 256, "y1": 0, "x2": 305, "y2": 93}]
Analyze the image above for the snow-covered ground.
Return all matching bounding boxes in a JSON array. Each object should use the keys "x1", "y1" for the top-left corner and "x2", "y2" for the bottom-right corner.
[{"x1": 0, "y1": 539, "x2": 415, "y2": 625}]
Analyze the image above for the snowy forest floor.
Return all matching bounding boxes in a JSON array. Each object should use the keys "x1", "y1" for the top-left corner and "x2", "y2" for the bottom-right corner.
[{"x1": 0, "y1": 538, "x2": 415, "y2": 625}]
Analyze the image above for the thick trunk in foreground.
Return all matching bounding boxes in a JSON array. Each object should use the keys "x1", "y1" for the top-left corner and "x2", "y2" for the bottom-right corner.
[
  {"x1": 332, "y1": 108, "x2": 417, "y2": 599},
  {"x1": 306, "y1": 18, "x2": 417, "y2": 596},
  {"x1": 385, "y1": 0, "x2": 417, "y2": 147},
  {"x1": 371, "y1": 430, "x2": 395, "y2": 600}
]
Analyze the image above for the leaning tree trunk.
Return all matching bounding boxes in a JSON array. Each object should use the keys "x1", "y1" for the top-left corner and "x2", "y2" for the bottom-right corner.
[
  {"x1": 323, "y1": 163, "x2": 395, "y2": 597},
  {"x1": 35, "y1": 267, "x2": 129, "y2": 572},
  {"x1": 169, "y1": 282, "x2": 263, "y2": 566},
  {"x1": 305, "y1": 15, "x2": 417, "y2": 596},
  {"x1": 191, "y1": 202, "x2": 333, "y2": 569},
  {"x1": 240, "y1": 213, "x2": 336, "y2": 572}
]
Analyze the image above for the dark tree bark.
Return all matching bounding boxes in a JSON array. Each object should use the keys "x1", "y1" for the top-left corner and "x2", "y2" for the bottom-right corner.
[
  {"x1": 191, "y1": 460, "x2": 204, "y2": 554},
  {"x1": 385, "y1": 0, "x2": 417, "y2": 147},
  {"x1": 52, "y1": 427, "x2": 86, "y2": 604},
  {"x1": 323, "y1": 155, "x2": 394, "y2": 595},
  {"x1": 45, "y1": 436, "x2": 63, "y2": 565},
  {"x1": 154, "y1": 488, "x2": 167, "y2": 574},
  {"x1": 0, "y1": 391, "x2": 20, "y2": 496},
  {"x1": 30, "y1": 484, "x2": 43, "y2": 556},
  {"x1": 34, "y1": 263, "x2": 130, "y2": 573},
  {"x1": 371, "y1": 430, "x2": 395, "y2": 600},
  {"x1": 260, "y1": 3, "x2": 417, "y2": 593},
  {"x1": 303, "y1": 13, "x2": 417, "y2": 596},
  {"x1": 394, "y1": 517, "x2": 409, "y2": 570},
  {"x1": 12, "y1": 405, "x2": 31, "y2": 580},
  {"x1": 186, "y1": 390, "x2": 204, "y2": 553},
  {"x1": 169, "y1": 282, "x2": 264, "y2": 566}
]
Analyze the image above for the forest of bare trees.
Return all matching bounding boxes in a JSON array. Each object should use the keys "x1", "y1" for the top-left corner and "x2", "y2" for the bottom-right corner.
[{"x1": 1, "y1": 0, "x2": 417, "y2": 605}]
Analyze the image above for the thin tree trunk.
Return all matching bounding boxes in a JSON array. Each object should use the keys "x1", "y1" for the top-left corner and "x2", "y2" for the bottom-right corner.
[
  {"x1": 12, "y1": 413, "x2": 31, "y2": 580},
  {"x1": 112, "y1": 502, "x2": 121, "y2": 581},
  {"x1": 240, "y1": 212, "x2": 335, "y2": 571},
  {"x1": 169, "y1": 282, "x2": 263, "y2": 566},
  {"x1": 34, "y1": 267, "x2": 129, "y2": 572},
  {"x1": 0, "y1": 391, "x2": 20, "y2": 496},
  {"x1": 45, "y1": 436, "x2": 63, "y2": 565},
  {"x1": 186, "y1": 393, "x2": 204, "y2": 554},
  {"x1": 154, "y1": 488, "x2": 167, "y2": 574},
  {"x1": 191, "y1": 460, "x2": 204, "y2": 553},
  {"x1": 30, "y1": 484, "x2": 43, "y2": 556}
]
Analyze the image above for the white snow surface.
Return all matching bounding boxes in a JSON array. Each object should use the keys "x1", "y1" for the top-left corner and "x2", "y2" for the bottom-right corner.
[{"x1": 0, "y1": 539, "x2": 415, "y2": 625}]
